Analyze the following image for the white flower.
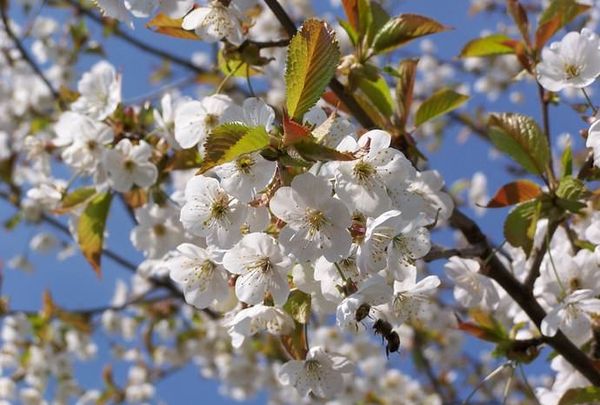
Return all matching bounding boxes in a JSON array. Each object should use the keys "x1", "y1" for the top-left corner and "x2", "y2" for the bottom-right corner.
[
  {"x1": 586, "y1": 119, "x2": 600, "y2": 168},
  {"x1": 541, "y1": 289, "x2": 600, "y2": 346},
  {"x1": 444, "y1": 256, "x2": 500, "y2": 310},
  {"x1": 335, "y1": 130, "x2": 415, "y2": 217},
  {"x1": 358, "y1": 210, "x2": 431, "y2": 281},
  {"x1": 130, "y1": 204, "x2": 184, "y2": 259},
  {"x1": 153, "y1": 93, "x2": 180, "y2": 147},
  {"x1": 169, "y1": 243, "x2": 229, "y2": 309},
  {"x1": 104, "y1": 139, "x2": 158, "y2": 192},
  {"x1": 278, "y1": 346, "x2": 353, "y2": 399},
  {"x1": 213, "y1": 153, "x2": 276, "y2": 202},
  {"x1": 181, "y1": 1, "x2": 245, "y2": 45},
  {"x1": 390, "y1": 169, "x2": 454, "y2": 222},
  {"x1": 94, "y1": 0, "x2": 133, "y2": 28},
  {"x1": 537, "y1": 29, "x2": 600, "y2": 92},
  {"x1": 179, "y1": 175, "x2": 247, "y2": 248},
  {"x1": 392, "y1": 275, "x2": 440, "y2": 323},
  {"x1": 53, "y1": 112, "x2": 113, "y2": 173},
  {"x1": 71, "y1": 61, "x2": 121, "y2": 120},
  {"x1": 174, "y1": 94, "x2": 231, "y2": 149},
  {"x1": 222, "y1": 232, "x2": 292, "y2": 306},
  {"x1": 270, "y1": 172, "x2": 352, "y2": 262},
  {"x1": 221, "y1": 97, "x2": 276, "y2": 131},
  {"x1": 227, "y1": 305, "x2": 294, "y2": 348}
]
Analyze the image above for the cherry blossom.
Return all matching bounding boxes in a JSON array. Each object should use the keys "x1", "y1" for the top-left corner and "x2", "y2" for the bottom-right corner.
[
  {"x1": 270, "y1": 172, "x2": 352, "y2": 262},
  {"x1": 104, "y1": 139, "x2": 158, "y2": 192},
  {"x1": 222, "y1": 232, "x2": 292, "y2": 306}
]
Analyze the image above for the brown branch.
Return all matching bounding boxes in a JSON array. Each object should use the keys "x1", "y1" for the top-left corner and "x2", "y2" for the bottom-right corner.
[
  {"x1": 449, "y1": 208, "x2": 600, "y2": 386},
  {"x1": 0, "y1": 3, "x2": 60, "y2": 101},
  {"x1": 423, "y1": 244, "x2": 485, "y2": 262},
  {"x1": 523, "y1": 219, "x2": 560, "y2": 290}
]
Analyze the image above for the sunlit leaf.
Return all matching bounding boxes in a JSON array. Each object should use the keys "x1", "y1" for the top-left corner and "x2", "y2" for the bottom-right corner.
[
  {"x1": 200, "y1": 123, "x2": 270, "y2": 173},
  {"x1": 371, "y1": 14, "x2": 448, "y2": 55},
  {"x1": 504, "y1": 199, "x2": 541, "y2": 256},
  {"x1": 394, "y1": 58, "x2": 419, "y2": 130},
  {"x1": 488, "y1": 113, "x2": 550, "y2": 175},
  {"x1": 55, "y1": 187, "x2": 96, "y2": 215},
  {"x1": 78, "y1": 192, "x2": 112, "y2": 276},
  {"x1": 459, "y1": 34, "x2": 517, "y2": 58},
  {"x1": 285, "y1": 19, "x2": 341, "y2": 121},
  {"x1": 415, "y1": 88, "x2": 469, "y2": 127},
  {"x1": 559, "y1": 386, "x2": 600, "y2": 405},
  {"x1": 147, "y1": 13, "x2": 199, "y2": 40}
]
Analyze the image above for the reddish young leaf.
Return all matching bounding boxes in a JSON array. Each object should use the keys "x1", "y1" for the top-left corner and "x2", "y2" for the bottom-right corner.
[{"x1": 484, "y1": 180, "x2": 542, "y2": 208}]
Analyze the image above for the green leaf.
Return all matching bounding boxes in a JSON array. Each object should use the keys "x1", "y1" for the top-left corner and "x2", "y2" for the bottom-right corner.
[
  {"x1": 504, "y1": 199, "x2": 540, "y2": 256},
  {"x1": 78, "y1": 192, "x2": 112, "y2": 276},
  {"x1": 535, "y1": 0, "x2": 591, "y2": 49},
  {"x1": 54, "y1": 187, "x2": 96, "y2": 214},
  {"x1": 200, "y1": 123, "x2": 270, "y2": 173},
  {"x1": 371, "y1": 14, "x2": 448, "y2": 55},
  {"x1": 415, "y1": 88, "x2": 469, "y2": 127},
  {"x1": 395, "y1": 58, "x2": 419, "y2": 129},
  {"x1": 488, "y1": 113, "x2": 550, "y2": 175},
  {"x1": 556, "y1": 176, "x2": 589, "y2": 212},
  {"x1": 459, "y1": 34, "x2": 517, "y2": 58},
  {"x1": 558, "y1": 386, "x2": 600, "y2": 405},
  {"x1": 283, "y1": 289, "x2": 312, "y2": 324},
  {"x1": 556, "y1": 176, "x2": 589, "y2": 201},
  {"x1": 354, "y1": 70, "x2": 394, "y2": 119},
  {"x1": 560, "y1": 143, "x2": 573, "y2": 177},
  {"x1": 291, "y1": 139, "x2": 356, "y2": 162},
  {"x1": 3, "y1": 212, "x2": 21, "y2": 230},
  {"x1": 285, "y1": 19, "x2": 341, "y2": 121}
]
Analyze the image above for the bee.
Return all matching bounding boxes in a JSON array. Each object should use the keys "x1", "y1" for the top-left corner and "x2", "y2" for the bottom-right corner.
[{"x1": 372, "y1": 318, "x2": 400, "y2": 358}]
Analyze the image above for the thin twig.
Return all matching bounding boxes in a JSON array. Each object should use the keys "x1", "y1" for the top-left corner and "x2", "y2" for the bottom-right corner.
[
  {"x1": 524, "y1": 219, "x2": 560, "y2": 290},
  {"x1": 0, "y1": 4, "x2": 60, "y2": 101}
]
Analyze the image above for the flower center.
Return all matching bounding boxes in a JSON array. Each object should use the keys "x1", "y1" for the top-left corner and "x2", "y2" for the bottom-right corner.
[
  {"x1": 251, "y1": 256, "x2": 273, "y2": 273},
  {"x1": 210, "y1": 192, "x2": 230, "y2": 220},
  {"x1": 153, "y1": 224, "x2": 166, "y2": 236},
  {"x1": 124, "y1": 159, "x2": 135, "y2": 172},
  {"x1": 353, "y1": 160, "x2": 376, "y2": 184},
  {"x1": 235, "y1": 155, "x2": 255, "y2": 174},
  {"x1": 305, "y1": 208, "x2": 327, "y2": 235},
  {"x1": 564, "y1": 64, "x2": 582, "y2": 79},
  {"x1": 204, "y1": 113, "x2": 219, "y2": 128},
  {"x1": 304, "y1": 359, "x2": 322, "y2": 374}
]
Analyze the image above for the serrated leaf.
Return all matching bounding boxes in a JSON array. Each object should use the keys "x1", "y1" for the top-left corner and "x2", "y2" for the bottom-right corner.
[
  {"x1": 54, "y1": 187, "x2": 96, "y2": 215},
  {"x1": 78, "y1": 192, "x2": 112, "y2": 276},
  {"x1": 285, "y1": 19, "x2": 341, "y2": 121},
  {"x1": 371, "y1": 14, "x2": 448, "y2": 55},
  {"x1": 147, "y1": 13, "x2": 199, "y2": 40},
  {"x1": 488, "y1": 113, "x2": 550, "y2": 175},
  {"x1": 415, "y1": 88, "x2": 469, "y2": 127},
  {"x1": 504, "y1": 199, "x2": 540, "y2": 256},
  {"x1": 395, "y1": 58, "x2": 419, "y2": 130},
  {"x1": 535, "y1": 0, "x2": 590, "y2": 49},
  {"x1": 200, "y1": 123, "x2": 270, "y2": 173},
  {"x1": 484, "y1": 180, "x2": 542, "y2": 208},
  {"x1": 459, "y1": 34, "x2": 517, "y2": 58},
  {"x1": 558, "y1": 386, "x2": 600, "y2": 405},
  {"x1": 283, "y1": 289, "x2": 312, "y2": 324}
]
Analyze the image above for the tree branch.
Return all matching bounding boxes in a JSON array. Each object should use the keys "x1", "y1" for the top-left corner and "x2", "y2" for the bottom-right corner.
[
  {"x1": 0, "y1": 3, "x2": 60, "y2": 101},
  {"x1": 523, "y1": 219, "x2": 560, "y2": 290},
  {"x1": 449, "y1": 208, "x2": 600, "y2": 386}
]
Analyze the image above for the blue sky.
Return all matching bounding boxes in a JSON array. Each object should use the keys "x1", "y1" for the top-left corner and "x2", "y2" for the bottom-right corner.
[{"x1": 0, "y1": 0, "x2": 593, "y2": 403}]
